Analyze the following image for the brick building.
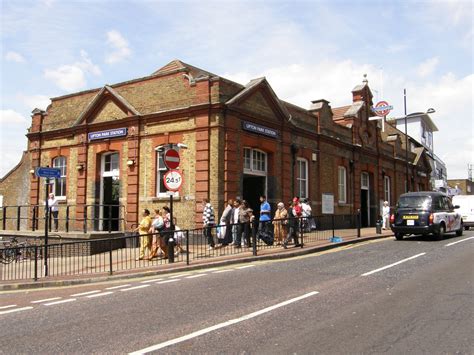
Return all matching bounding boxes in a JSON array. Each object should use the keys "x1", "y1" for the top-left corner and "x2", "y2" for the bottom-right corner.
[{"x1": 0, "y1": 60, "x2": 431, "y2": 230}]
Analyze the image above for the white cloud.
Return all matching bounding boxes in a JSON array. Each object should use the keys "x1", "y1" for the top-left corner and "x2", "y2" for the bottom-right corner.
[
  {"x1": 43, "y1": 50, "x2": 101, "y2": 91},
  {"x1": 0, "y1": 109, "x2": 29, "y2": 125},
  {"x1": 5, "y1": 51, "x2": 26, "y2": 63},
  {"x1": 105, "y1": 30, "x2": 131, "y2": 64},
  {"x1": 417, "y1": 57, "x2": 439, "y2": 78},
  {"x1": 17, "y1": 94, "x2": 51, "y2": 111}
]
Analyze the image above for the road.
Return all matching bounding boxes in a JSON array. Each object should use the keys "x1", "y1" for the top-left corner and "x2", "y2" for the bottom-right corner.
[{"x1": 1, "y1": 232, "x2": 473, "y2": 354}]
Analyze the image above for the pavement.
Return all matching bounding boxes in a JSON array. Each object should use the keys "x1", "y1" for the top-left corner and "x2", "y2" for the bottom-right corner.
[{"x1": 0, "y1": 228, "x2": 394, "y2": 291}]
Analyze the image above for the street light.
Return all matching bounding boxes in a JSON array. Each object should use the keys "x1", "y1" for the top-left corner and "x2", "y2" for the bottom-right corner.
[{"x1": 403, "y1": 88, "x2": 436, "y2": 192}]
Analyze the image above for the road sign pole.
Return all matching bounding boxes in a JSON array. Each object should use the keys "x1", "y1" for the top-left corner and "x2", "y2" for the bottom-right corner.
[{"x1": 44, "y1": 178, "x2": 49, "y2": 276}]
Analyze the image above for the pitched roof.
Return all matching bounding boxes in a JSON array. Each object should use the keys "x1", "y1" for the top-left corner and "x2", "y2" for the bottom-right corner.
[
  {"x1": 152, "y1": 59, "x2": 217, "y2": 79},
  {"x1": 331, "y1": 105, "x2": 351, "y2": 121},
  {"x1": 331, "y1": 102, "x2": 364, "y2": 121}
]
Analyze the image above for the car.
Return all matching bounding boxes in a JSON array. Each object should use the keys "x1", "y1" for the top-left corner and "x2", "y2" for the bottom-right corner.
[
  {"x1": 451, "y1": 195, "x2": 474, "y2": 230},
  {"x1": 390, "y1": 191, "x2": 463, "y2": 240}
]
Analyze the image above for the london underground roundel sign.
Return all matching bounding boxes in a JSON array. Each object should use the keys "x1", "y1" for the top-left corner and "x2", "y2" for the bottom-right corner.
[
  {"x1": 164, "y1": 148, "x2": 180, "y2": 170},
  {"x1": 163, "y1": 170, "x2": 183, "y2": 191},
  {"x1": 372, "y1": 101, "x2": 393, "y2": 117}
]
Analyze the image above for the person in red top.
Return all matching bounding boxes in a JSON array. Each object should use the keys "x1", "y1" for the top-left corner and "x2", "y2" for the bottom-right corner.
[{"x1": 292, "y1": 197, "x2": 303, "y2": 217}]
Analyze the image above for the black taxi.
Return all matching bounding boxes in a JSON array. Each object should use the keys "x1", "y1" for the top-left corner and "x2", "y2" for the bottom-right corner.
[{"x1": 390, "y1": 192, "x2": 463, "y2": 240}]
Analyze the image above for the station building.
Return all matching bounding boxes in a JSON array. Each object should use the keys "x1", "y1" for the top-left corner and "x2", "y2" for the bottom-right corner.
[{"x1": 0, "y1": 60, "x2": 431, "y2": 231}]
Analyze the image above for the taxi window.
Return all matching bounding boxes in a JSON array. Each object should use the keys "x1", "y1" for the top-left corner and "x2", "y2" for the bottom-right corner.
[
  {"x1": 397, "y1": 196, "x2": 431, "y2": 210},
  {"x1": 433, "y1": 196, "x2": 446, "y2": 211},
  {"x1": 444, "y1": 197, "x2": 454, "y2": 211}
]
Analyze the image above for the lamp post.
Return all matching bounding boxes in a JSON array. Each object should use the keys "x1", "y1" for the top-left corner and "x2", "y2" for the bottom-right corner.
[{"x1": 403, "y1": 88, "x2": 435, "y2": 192}]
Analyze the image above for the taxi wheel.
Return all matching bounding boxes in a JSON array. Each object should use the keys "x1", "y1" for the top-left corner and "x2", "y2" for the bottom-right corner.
[
  {"x1": 395, "y1": 233, "x2": 404, "y2": 240},
  {"x1": 456, "y1": 223, "x2": 463, "y2": 236},
  {"x1": 435, "y1": 224, "x2": 445, "y2": 240}
]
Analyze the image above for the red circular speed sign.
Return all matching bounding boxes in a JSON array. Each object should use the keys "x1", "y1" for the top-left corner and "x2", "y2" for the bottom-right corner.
[
  {"x1": 373, "y1": 101, "x2": 393, "y2": 117},
  {"x1": 163, "y1": 170, "x2": 183, "y2": 191},
  {"x1": 164, "y1": 149, "x2": 180, "y2": 169}
]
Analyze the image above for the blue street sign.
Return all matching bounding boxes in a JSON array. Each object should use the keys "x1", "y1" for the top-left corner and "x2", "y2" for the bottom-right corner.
[{"x1": 35, "y1": 167, "x2": 61, "y2": 179}]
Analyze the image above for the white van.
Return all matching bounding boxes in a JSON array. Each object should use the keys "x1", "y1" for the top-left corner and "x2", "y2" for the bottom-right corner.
[{"x1": 452, "y1": 195, "x2": 474, "y2": 230}]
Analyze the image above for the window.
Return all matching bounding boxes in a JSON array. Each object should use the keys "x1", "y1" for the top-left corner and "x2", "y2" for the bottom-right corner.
[
  {"x1": 338, "y1": 166, "x2": 347, "y2": 203},
  {"x1": 296, "y1": 158, "x2": 308, "y2": 199},
  {"x1": 52, "y1": 156, "x2": 67, "y2": 198},
  {"x1": 361, "y1": 172, "x2": 369, "y2": 189},
  {"x1": 243, "y1": 148, "x2": 266, "y2": 175},
  {"x1": 384, "y1": 176, "x2": 391, "y2": 205}
]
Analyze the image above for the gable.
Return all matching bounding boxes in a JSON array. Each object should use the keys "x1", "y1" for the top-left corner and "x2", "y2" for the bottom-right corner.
[
  {"x1": 91, "y1": 100, "x2": 128, "y2": 124},
  {"x1": 238, "y1": 91, "x2": 277, "y2": 119}
]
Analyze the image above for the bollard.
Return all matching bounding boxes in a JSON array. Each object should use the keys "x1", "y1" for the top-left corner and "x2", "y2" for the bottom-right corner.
[
  {"x1": 109, "y1": 239, "x2": 113, "y2": 275},
  {"x1": 65, "y1": 206, "x2": 70, "y2": 233},
  {"x1": 357, "y1": 209, "x2": 361, "y2": 238},
  {"x1": 17, "y1": 206, "x2": 21, "y2": 231},
  {"x1": 2, "y1": 206, "x2": 6, "y2": 230},
  {"x1": 186, "y1": 230, "x2": 190, "y2": 265},
  {"x1": 168, "y1": 236, "x2": 175, "y2": 263},
  {"x1": 32, "y1": 207, "x2": 36, "y2": 231},
  {"x1": 252, "y1": 219, "x2": 257, "y2": 256},
  {"x1": 34, "y1": 245, "x2": 38, "y2": 281}
]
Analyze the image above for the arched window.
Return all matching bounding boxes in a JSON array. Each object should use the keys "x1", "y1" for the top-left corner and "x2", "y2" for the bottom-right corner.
[
  {"x1": 296, "y1": 158, "x2": 308, "y2": 199},
  {"x1": 52, "y1": 156, "x2": 67, "y2": 198}
]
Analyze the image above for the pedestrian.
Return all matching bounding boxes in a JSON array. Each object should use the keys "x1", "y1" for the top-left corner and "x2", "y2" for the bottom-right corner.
[
  {"x1": 273, "y1": 202, "x2": 288, "y2": 245},
  {"x1": 47, "y1": 193, "x2": 59, "y2": 232},
  {"x1": 301, "y1": 198, "x2": 313, "y2": 232},
  {"x1": 202, "y1": 198, "x2": 216, "y2": 250},
  {"x1": 219, "y1": 199, "x2": 234, "y2": 246},
  {"x1": 161, "y1": 206, "x2": 173, "y2": 255},
  {"x1": 231, "y1": 199, "x2": 241, "y2": 245},
  {"x1": 135, "y1": 209, "x2": 152, "y2": 260},
  {"x1": 173, "y1": 217, "x2": 186, "y2": 256},
  {"x1": 149, "y1": 208, "x2": 165, "y2": 259},
  {"x1": 259, "y1": 195, "x2": 272, "y2": 233},
  {"x1": 382, "y1": 201, "x2": 390, "y2": 230},
  {"x1": 237, "y1": 200, "x2": 253, "y2": 248},
  {"x1": 283, "y1": 200, "x2": 301, "y2": 249}
]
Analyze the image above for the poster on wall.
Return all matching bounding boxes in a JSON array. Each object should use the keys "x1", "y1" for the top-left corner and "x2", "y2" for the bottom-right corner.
[{"x1": 322, "y1": 193, "x2": 334, "y2": 214}]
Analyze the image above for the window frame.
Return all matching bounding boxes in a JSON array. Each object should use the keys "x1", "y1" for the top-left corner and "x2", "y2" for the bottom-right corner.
[
  {"x1": 243, "y1": 148, "x2": 267, "y2": 176},
  {"x1": 338, "y1": 166, "x2": 347, "y2": 203},
  {"x1": 296, "y1": 158, "x2": 309, "y2": 199},
  {"x1": 384, "y1": 176, "x2": 391, "y2": 205},
  {"x1": 52, "y1": 156, "x2": 67, "y2": 200}
]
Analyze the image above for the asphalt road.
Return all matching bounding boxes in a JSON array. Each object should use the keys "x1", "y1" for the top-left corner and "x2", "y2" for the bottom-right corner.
[{"x1": 1, "y1": 231, "x2": 473, "y2": 354}]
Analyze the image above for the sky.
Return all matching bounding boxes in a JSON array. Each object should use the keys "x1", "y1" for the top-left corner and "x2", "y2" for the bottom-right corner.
[{"x1": 1, "y1": 0, "x2": 473, "y2": 180}]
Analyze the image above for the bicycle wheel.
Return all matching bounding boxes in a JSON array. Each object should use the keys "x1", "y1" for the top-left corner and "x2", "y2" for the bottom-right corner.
[{"x1": 1, "y1": 248, "x2": 15, "y2": 264}]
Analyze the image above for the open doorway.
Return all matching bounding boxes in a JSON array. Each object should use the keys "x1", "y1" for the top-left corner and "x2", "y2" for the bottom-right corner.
[
  {"x1": 243, "y1": 175, "x2": 266, "y2": 216},
  {"x1": 100, "y1": 153, "x2": 120, "y2": 231}
]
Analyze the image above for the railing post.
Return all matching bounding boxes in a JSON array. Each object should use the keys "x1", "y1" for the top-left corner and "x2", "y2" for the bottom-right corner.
[
  {"x1": 108, "y1": 205, "x2": 112, "y2": 233},
  {"x1": 186, "y1": 230, "x2": 190, "y2": 265},
  {"x1": 32, "y1": 206, "x2": 36, "y2": 231},
  {"x1": 252, "y1": 220, "x2": 257, "y2": 256},
  {"x1": 300, "y1": 217, "x2": 304, "y2": 247},
  {"x1": 332, "y1": 214, "x2": 335, "y2": 239},
  {"x1": 83, "y1": 206, "x2": 88, "y2": 234},
  {"x1": 65, "y1": 206, "x2": 70, "y2": 233},
  {"x1": 109, "y1": 238, "x2": 113, "y2": 275},
  {"x1": 34, "y1": 245, "x2": 38, "y2": 281},
  {"x1": 17, "y1": 206, "x2": 21, "y2": 231},
  {"x1": 48, "y1": 207, "x2": 52, "y2": 232},
  {"x1": 357, "y1": 209, "x2": 361, "y2": 238},
  {"x1": 2, "y1": 206, "x2": 6, "y2": 230}
]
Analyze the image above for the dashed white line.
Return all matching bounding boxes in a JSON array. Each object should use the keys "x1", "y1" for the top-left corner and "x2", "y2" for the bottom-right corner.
[
  {"x1": 236, "y1": 265, "x2": 255, "y2": 269},
  {"x1": 213, "y1": 269, "x2": 234, "y2": 274},
  {"x1": 31, "y1": 297, "x2": 62, "y2": 304},
  {"x1": 44, "y1": 298, "x2": 77, "y2": 306},
  {"x1": 129, "y1": 291, "x2": 319, "y2": 354},
  {"x1": 87, "y1": 291, "x2": 114, "y2": 298},
  {"x1": 0, "y1": 305, "x2": 17, "y2": 310},
  {"x1": 106, "y1": 284, "x2": 132, "y2": 290},
  {"x1": 445, "y1": 236, "x2": 474, "y2": 247},
  {"x1": 71, "y1": 290, "x2": 101, "y2": 297},
  {"x1": 140, "y1": 278, "x2": 164, "y2": 283},
  {"x1": 361, "y1": 253, "x2": 426, "y2": 276},
  {"x1": 198, "y1": 268, "x2": 218, "y2": 273},
  {"x1": 121, "y1": 285, "x2": 150, "y2": 292},
  {"x1": 0, "y1": 306, "x2": 33, "y2": 315},
  {"x1": 186, "y1": 274, "x2": 207, "y2": 279},
  {"x1": 157, "y1": 279, "x2": 181, "y2": 284},
  {"x1": 170, "y1": 273, "x2": 191, "y2": 278}
]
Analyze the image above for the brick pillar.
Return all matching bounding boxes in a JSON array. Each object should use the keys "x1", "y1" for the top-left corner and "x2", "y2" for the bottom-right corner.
[
  {"x1": 224, "y1": 115, "x2": 239, "y2": 201},
  {"x1": 126, "y1": 132, "x2": 139, "y2": 230},
  {"x1": 75, "y1": 135, "x2": 88, "y2": 230},
  {"x1": 194, "y1": 114, "x2": 211, "y2": 226},
  {"x1": 281, "y1": 131, "x2": 292, "y2": 204}
]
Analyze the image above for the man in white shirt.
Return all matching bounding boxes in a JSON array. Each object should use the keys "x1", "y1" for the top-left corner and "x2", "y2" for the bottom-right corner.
[{"x1": 47, "y1": 193, "x2": 59, "y2": 232}]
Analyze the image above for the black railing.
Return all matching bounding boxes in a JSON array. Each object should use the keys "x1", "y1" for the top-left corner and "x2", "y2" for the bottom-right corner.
[
  {"x1": 0, "y1": 204, "x2": 126, "y2": 233},
  {"x1": 0, "y1": 213, "x2": 363, "y2": 282}
]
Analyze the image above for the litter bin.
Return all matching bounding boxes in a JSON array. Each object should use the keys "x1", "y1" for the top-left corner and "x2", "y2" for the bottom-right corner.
[{"x1": 375, "y1": 220, "x2": 382, "y2": 234}]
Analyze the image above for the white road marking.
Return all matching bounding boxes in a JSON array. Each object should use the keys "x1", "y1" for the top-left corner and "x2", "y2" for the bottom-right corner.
[
  {"x1": 170, "y1": 273, "x2": 191, "y2": 278},
  {"x1": 121, "y1": 285, "x2": 150, "y2": 292},
  {"x1": 129, "y1": 291, "x2": 319, "y2": 354},
  {"x1": 157, "y1": 279, "x2": 181, "y2": 284},
  {"x1": 71, "y1": 290, "x2": 101, "y2": 297},
  {"x1": 31, "y1": 297, "x2": 61, "y2": 304},
  {"x1": 213, "y1": 269, "x2": 234, "y2": 274},
  {"x1": 106, "y1": 284, "x2": 132, "y2": 290},
  {"x1": 236, "y1": 265, "x2": 255, "y2": 269},
  {"x1": 0, "y1": 306, "x2": 33, "y2": 315},
  {"x1": 87, "y1": 291, "x2": 114, "y2": 298},
  {"x1": 140, "y1": 278, "x2": 163, "y2": 283},
  {"x1": 361, "y1": 253, "x2": 426, "y2": 276},
  {"x1": 44, "y1": 298, "x2": 77, "y2": 306},
  {"x1": 0, "y1": 305, "x2": 17, "y2": 310},
  {"x1": 198, "y1": 268, "x2": 218, "y2": 273},
  {"x1": 185, "y1": 274, "x2": 207, "y2": 279},
  {"x1": 445, "y1": 236, "x2": 474, "y2": 247}
]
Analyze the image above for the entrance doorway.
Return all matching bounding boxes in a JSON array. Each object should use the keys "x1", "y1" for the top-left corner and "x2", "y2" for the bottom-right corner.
[
  {"x1": 243, "y1": 175, "x2": 266, "y2": 216},
  {"x1": 360, "y1": 172, "x2": 370, "y2": 227},
  {"x1": 100, "y1": 153, "x2": 120, "y2": 231}
]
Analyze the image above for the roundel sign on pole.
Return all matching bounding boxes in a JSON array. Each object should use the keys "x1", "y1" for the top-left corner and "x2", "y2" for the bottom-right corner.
[
  {"x1": 163, "y1": 170, "x2": 183, "y2": 192},
  {"x1": 164, "y1": 148, "x2": 180, "y2": 170},
  {"x1": 372, "y1": 101, "x2": 393, "y2": 117}
]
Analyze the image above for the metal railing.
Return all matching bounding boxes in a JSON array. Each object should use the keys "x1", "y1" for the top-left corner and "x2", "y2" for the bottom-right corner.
[
  {"x1": 0, "y1": 213, "x2": 363, "y2": 282},
  {"x1": 0, "y1": 204, "x2": 126, "y2": 233}
]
